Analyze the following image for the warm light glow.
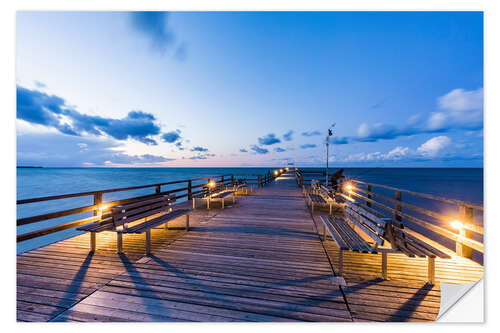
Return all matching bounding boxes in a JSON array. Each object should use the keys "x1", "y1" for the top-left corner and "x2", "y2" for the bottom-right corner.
[
  {"x1": 99, "y1": 204, "x2": 109, "y2": 211},
  {"x1": 208, "y1": 181, "x2": 216, "y2": 188},
  {"x1": 450, "y1": 220, "x2": 464, "y2": 230},
  {"x1": 345, "y1": 184, "x2": 353, "y2": 192},
  {"x1": 274, "y1": 171, "x2": 278, "y2": 176},
  {"x1": 280, "y1": 169, "x2": 283, "y2": 172}
]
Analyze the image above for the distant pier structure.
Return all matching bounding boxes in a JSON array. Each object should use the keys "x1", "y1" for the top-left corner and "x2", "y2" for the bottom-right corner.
[{"x1": 17, "y1": 169, "x2": 483, "y2": 322}]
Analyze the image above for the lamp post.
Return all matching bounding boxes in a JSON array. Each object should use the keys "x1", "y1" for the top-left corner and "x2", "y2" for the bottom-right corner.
[{"x1": 325, "y1": 124, "x2": 335, "y2": 186}]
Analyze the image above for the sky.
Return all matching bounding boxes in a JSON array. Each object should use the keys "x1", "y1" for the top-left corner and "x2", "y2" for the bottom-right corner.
[{"x1": 16, "y1": 11, "x2": 483, "y2": 167}]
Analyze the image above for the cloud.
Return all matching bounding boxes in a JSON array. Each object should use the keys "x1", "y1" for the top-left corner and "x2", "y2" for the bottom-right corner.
[
  {"x1": 351, "y1": 88, "x2": 484, "y2": 143},
  {"x1": 174, "y1": 42, "x2": 188, "y2": 61},
  {"x1": 300, "y1": 144, "x2": 317, "y2": 149},
  {"x1": 258, "y1": 133, "x2": 281, "y2": 145},
  {"x1": 250, "y1": 145, "x2": 269, "y2": 154},
  {"x1": 191, "y1": 146, "x2": 208, "y2": 152},
  {"x1": 302, "y1": 130, "x2": 321, "y2": 137},
  {"x1": 17, "y1": 132, "x2": 174, "y2": 167},
  {"x1": 438, "y1": 88, "x2": 483, "y2": 112},
  {"x1": 283, "y1": 130, "x2": 294, "y2": 141},
  {"x1": 161, "y1": 130, "x2": 181, "y2": 143},
  {"x1": 175, "y1": 141, "x2": 185, "y2": 150},
  {"x1": 239, "y1": 148, "x2": 248, "y2": 153},
  {"x1": 189, "y1": 153, "x2": 215, "y2": 160},
  {"x1": 130, "y1": 12, "x2": 174, "y2": 53},
  {"x1": 17, "y1": 86, "x2": 161, "y2": 145},
  {"x1": 274, "y1": 147, "x2": 286, "y2": 152},
  {"x1": 417, "y1": 136, "x2": 451, "y2": 157},
  {"x1": 34, "y1": 81, "x2": 47, "y2": 88}
]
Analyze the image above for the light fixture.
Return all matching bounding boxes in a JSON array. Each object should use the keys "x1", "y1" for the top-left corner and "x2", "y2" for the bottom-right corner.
[
  {"x1": 208, "y1": 181, "x2": 216, "y2": 188},
  {"x1": 450, "y1": 220, "x2": 464, "y2": 230},
  {"x1": 274, "y1": 170, "x2": 278, "y2": 176},
  {"x1": 345, "y1": 184, "x2": 353, "y2": 192}
]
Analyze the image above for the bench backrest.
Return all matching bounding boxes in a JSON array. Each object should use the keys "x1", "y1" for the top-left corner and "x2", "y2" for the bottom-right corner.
[
  {"x1": 343, "y1": 200, "x2": 390, "y2": 246},
  {"x1": 112, "y1": 195, "x2": 175, "y2": 228},
  {"x1": 318, "y1": 185, "x2": 334, "y2": 201}
]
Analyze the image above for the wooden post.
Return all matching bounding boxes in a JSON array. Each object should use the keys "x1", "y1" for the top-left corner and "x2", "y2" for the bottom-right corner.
[
  {"x1": 338, "y1": 251, "x2": 343, "y2": 275},
  {"x1": 187, "y1": 180, "x2": 192, "y2": 200},
  {"x1": 366, "y1": 184, "x2": 372, "y2": 207},
  {"x1": 93, "y1": 192, "x2": 102, "y2": 216},
  {"x1": 427, "y1": 257, "x2": 436, "y2": 284},
  {"x1": 186, "y1": 215, "x2": 190, "y2": 231},
  {"x1": 456, "y1": 205, "x2": 474, "y2": 259},
  {"x1": 382, "y1": 252, "x2": 388, "y2": 280},
  {"x1": 90, "y1": 232, "x2": 96, "y2": 252},
  {"x1": 299, "y1": 174, "x2": 304, "y2": 187},
  {"x1": 258, "y1": 175, "x2": 262, "y2": 188},
  {"x1": 145, "y1": 229, "x2": 151, "y2": 255},
  {"x1": 155, "y1": 184, "x2": 161, "y2": 194},
  {"x1": 117, "y1": 232, "x2": 123, "y2": 254},
  {"x1": 394, "y1": 191, "x2": 402, "y2": 222}
]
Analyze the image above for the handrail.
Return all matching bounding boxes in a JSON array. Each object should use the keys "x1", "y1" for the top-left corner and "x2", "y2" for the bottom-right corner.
[
  {"x1": 351, "y1": 179, "x2": 483, "y2": 211},
  {"x1": 296, "y1": 168, "x2": 483, "y2": 260},
  {"x1": 17, "y1": 169, "x2": 285, "y2": 243}
]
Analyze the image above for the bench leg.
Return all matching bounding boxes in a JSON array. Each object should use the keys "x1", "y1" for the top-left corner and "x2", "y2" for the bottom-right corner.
[
  {"x1": 222, "y1": 198, "x2": 224, "y2": 209},
  {"x1": 90, "y1": 232, "x2": 96, "y2": 252},
  {"x1": 193, "y1": 198, "x2": 196, "y2": 209},
  {"x1": 311, "y1": 202, "x2": 314, "y2": 212},
  {"x1": 233, "y1": 194, "x2": 235, "y2": 204},
  {"x1": 427, "y1": 257, "x2": 436, "y2": 284},
  {"x1": 186, "y1": 214, "x2": 190, "y2": 231},
  {"x1": 207, "y1": 199, "x2": 210, "y2": 210},
  {"x1": 117, "y1": 232, "x2": 123, "y2": 254},
  {"x1": 145, "y1": 229, "x2": 151, "y2": 255},
  {"x1": 164, "y1": 221, "x2": 168, "y2": 230},
  {"x1": 322, "y1": 224, "x2": 327, "y2": 241},
  {"x1": 329, "y1": 204, "x2": 332, "y2": 216},
  {"x1": 382, "y1": 252, "x2": 388, "y2": 280},
  {"x1": 338, "y1": 250, "x2": 343, "y2": 276}
]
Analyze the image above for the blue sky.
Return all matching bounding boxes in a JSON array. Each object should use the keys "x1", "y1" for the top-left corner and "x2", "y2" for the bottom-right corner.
[{"x1": 16, "y1": 11, "x2": 483, "y2": 167}]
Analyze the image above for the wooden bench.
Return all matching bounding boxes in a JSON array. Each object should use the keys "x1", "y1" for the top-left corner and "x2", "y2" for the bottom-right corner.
[
  {"x1": 306, "y1": 183, "x2": 341, "y2": 215},
  {"x1": 229, "y1": 179, "x2": 250, "y2": 195},
  {"x1": 192, "y1": 183, "x2": 236, "y2": 209},
  {"x1": 78, "y1": 195, "x2": 190, "y2": 254},
  {"x1": 320, "y1": 199, "x2": 451, "y2": 284}
]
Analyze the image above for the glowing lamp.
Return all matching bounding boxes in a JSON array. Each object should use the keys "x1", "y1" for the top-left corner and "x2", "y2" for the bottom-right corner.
[
  {"x1": 208, "y1": 181, "x2": 216, "y2": 188},
  {"x1": 345, "y1": 184, "x2": 353, "y2": 192},
  {"x1": 274, "y1": 171, "x2": 278, "y2": 176},
  {"x1": 450, "y1": 220, "x2": 464, "y2": 230},
  {"x1": 99, "y1": 204, "x2": 109, "y2": 211}
]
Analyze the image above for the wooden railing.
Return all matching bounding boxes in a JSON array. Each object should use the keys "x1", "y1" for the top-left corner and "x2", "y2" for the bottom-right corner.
[
  {"x1": 17, "y1": 169, "x2": 287, "y2": 243},
  {"x1": 295, "y1": 168, "x2": 483, "y2": 261}
]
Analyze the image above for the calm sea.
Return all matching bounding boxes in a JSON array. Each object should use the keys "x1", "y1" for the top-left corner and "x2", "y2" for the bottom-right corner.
[{"x1": 17, "y1": 167, "x2": 483, "y2": 255}]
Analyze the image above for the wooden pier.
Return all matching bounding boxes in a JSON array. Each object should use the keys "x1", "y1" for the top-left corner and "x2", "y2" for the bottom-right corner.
[{"x1": 17, "y1": 171, "x2": 483, "y2": 322}]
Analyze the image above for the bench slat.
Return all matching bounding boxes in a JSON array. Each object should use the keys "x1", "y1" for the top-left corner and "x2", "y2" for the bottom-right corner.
[
  {"x1": 330, "y1": 216, "x2": 375, "y2": 253},
  {"x1": 345, "y1": 205, "x2": 386, "y2": 236},
  {"x1": 125, "y1": 209, "x2": 191, "y2": 234},
  {"x1": 343, "y1": 209, "x2": 385, "y2": 246}
]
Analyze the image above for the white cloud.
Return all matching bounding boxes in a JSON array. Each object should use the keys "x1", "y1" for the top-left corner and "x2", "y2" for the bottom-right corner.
[
  {"x1": 438, "y1": 88, "x2": 483, "y2": 112},
  {"x1": 417, "y1": 136, "x2": 451, "y2": 157},
  {"x1": 386, "y1": 146, "x2": 409, "y2": 160}
]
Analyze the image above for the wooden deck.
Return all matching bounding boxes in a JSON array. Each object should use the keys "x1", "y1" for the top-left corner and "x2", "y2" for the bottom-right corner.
[{"x1": 17, "y1": 172, "x2": 483, "y2": 322}]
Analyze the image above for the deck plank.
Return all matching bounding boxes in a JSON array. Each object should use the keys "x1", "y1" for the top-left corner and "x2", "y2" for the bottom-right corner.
[{"x1": 17, "y1": 172, "x2": 483, "y2": 322}]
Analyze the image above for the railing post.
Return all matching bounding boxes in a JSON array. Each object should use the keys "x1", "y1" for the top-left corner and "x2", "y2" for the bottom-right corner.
[
  {"x1": 258, "y1": 175, "x2": 262, "y2": 188},
  {"x1": 231, "y1": 174, "x2": 234, "y2": 185},
  {"x1": 187, "y1": 180, "x2": 192, "y2": 200},
  {"x1": 457, "y1": 205, "x2": 474, "y2": 259},
  {"x1": 366, "y1": 184, "x2": 372, "y2": 207},
  {"x1": 93, "y1": 192, "x2": 102, "y2": 216},
  {"x1": 155, "y1": 184, "x2": 161, "y2": 194},
  {"x1": 221, "y1": 175, "x2": 225, "y2": 186},
  {"x1": 300, "y1": 174, "x2": 303, "y2": 187},
  {"x1": 393, "y1": 190, "x2": 402, "y2": 222}
]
